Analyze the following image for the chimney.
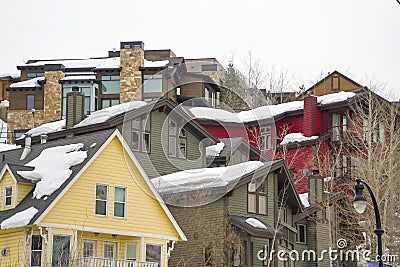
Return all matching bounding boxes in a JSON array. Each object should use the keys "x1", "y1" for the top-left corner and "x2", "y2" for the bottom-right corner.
[
  {"x1": 40, "y1": 134, "x2": 47, "y2": 144},
  {"x1": 20, "y1": 133, "x2": 32, "y2": 160},
  {"x1": 44, "y1": 64, "x2": 65, "y2": 123},
  {"x1": 303, "y1": 95, "x2": 321, "y2": 137},
  {"x1": 308, "y1": 170, "x2": 324, "y2": 206},
  {"x1": 119, "y1": 41, "x2": 145, "y2": 103},
  {"x1": 66, "y1": 88, "x2": 85, "y2": 129}
]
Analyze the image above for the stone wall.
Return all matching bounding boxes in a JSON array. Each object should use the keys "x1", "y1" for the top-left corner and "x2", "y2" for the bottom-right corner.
[
  {"x1": 44, "y1": 70, "x2": 64, "y2": 123},
  {"x1": 7, "y1": 110, "x2": 44, "y2": 143},
  {"x1": 120, "y1": 48, "x2": 144, "y2": 103}
]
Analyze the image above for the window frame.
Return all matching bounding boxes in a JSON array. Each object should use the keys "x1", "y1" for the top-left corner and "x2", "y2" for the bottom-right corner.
[
  {"x1": 296, "y1": 224, "x2": 307, "y2": 244},
  {"x1": 143, "y1": 74, "x2": 163, "y2": 94},
  {"x1": 30, "y1": 234, "x2": 43, "y2": 267},
  {"x1": 247, "y1": 180, "x2": 268, "y2": 215},
  {"x1": 103, "y1": 241, "x2": 117, "y2": 259},
  {"x1": 4, "y1": 186, "x2": 12, "y2": 207},
  {"x1": 51, "y1": 235, "x2": 71, "y2": 267},
  {"x1": 259, "y1": 126, "x2": 272, "y2": 151},
  {"x1": 125, "y1": 242, "x2": 138, "y2": 261},
  {"x1": 146, "y1": 243, "x2": 163, "y2": 267},
  {"x1": 95, "y1": 183, "x2": 109, "y2": 217},
  {"x1": 82, "y1": 239, "x2": 97, "y2": 258},
  {"x1": 113, "y1": 186, "x2": 127, "y2": 219},
  {"x1": 168, "y1": 119, "x2": 187, "y2": 159},
  {"x1": 131, "y1": 116, "x2": 151, "y2": 153},
  {"x1": 26, "y1": 94, "x2": 35, "y2": 110},
  {"x1": 101, "y1": 75, "x2": 120, "y2": 95},
  {"x1": 331, "y1": 75, "x2": 340, "y2": 91}
]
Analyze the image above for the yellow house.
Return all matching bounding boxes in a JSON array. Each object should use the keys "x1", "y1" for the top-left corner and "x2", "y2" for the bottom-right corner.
[
  {"x1": 0, "y1": 128, "x2": 186, "y2": 267},
  {"x1": 297, "y1": 70, "x2": 363, "y2": 99}
]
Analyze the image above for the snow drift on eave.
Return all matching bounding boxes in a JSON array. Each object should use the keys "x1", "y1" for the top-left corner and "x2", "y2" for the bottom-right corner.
[
  {"x1": 189, "y1": 91, "x2": 356, "y2": 123},
  {"x1": 0, "y1": 207, "x2": 38, "y2": 229},
  {"x1": 151, "y1": 161, "x2": 264, "y2": 194},
  {"x1": 17, "y1": 143, "x2": 87, "y2": 199}
]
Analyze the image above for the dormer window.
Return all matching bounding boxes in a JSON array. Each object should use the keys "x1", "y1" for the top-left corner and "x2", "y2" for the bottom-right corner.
[{"x1": 4, "y1": 186, "x2": 12, "y2": 207}]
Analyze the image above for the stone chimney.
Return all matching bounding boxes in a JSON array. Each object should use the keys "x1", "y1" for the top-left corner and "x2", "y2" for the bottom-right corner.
[
  {"x1": 303, "y1": 95, "x2": 322, "y2": 137},
  {"x1": 66, "y1": 87, "x2": 85, "y2": 129},
  {"x1": 119, "y1": 41, "x2": 145, "y2": 103},
  {"x1": 44, "y1": 64, "x2": 65, "y2": 123},
  {"x1": 308, "y1": 170, "x2": 324, "y2": 206}
]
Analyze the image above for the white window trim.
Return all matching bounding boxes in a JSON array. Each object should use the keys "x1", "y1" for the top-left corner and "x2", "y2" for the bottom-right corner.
[
  {"x1": 95, "y1": 183, "x2": 109, "y2": 217},
  {"x1": 125, "y1": 242, "x2": 139, "y2": 261},
  {"x1": 113, "y1": 185, "x2": 127, "y2": 219},
  {"x1": 103, "y1": 241, "x2": 118, "y2": 259},
  {"x1": 145, "y1": 243, "x2": 163, "y2": 267},
  {"x1": 82, "y1": 239, "x2": 97, "y2": 258},
  {"x1": 52, "y1": 234, "x2": 72, "y2": 266},
  {"x1": 29, "y1": 234, "x2": 43, "y2": 267},
  {"x1": 4, "y1": 186, "x2": 12, "y2": 207}
]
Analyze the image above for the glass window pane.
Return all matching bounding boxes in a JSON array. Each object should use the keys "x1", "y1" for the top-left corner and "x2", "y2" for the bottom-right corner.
[
  {"x1": 95, "y1": 201, "x2": 106, "y2": 215},
  {"x1": 132, "y1": 118, "x2": 140, "y2": 129},
  {"x1": 104, "y1": 243, "x2": 116, "y2": 259},
  {"x1": 111, "y1": 99, "x2": 120, "y2": 106},
  {"x1": 96, "y1": 185, "x2": 107, "y2": 200},
  {"x1": 27, "y1": 95, "x2": 35, "y2": 110},
  {"x1": 81, "y1": 87, "x2": 91, "y2": 96},
  {"x1": 63, "y1": 87, "x2": 73, "y2": 97},
  {"x1": 126, "y1": 243, "x2": 137, "y2": 260},
  {"x1": 143, "y1": 132, "x2": 150, "y2": 152},
  {"x1": 259, "y1": 195, "x2": 267, "y2": 215},
  {"x1": 84, "y1": 97, "x2": 90, "y2": 115},
  {"x1": 83, "y1": 241, "x2": 96, "y2": 258},
  {"x1": 101, "y1": 76, "x2": 111, "y2": 81},
  {"x1": 169, "y1": 137, "x2": 176, "y2": 157},
  {"x1": 143, "y1": 75, "x2": 163, "y2": 93},
  {"x1": 248, "y1": 194, "x2": 256, "y2": 213},
  {"x1": 110, "y1": 75, "x2": 120, "y2": 81},
  {"x1": 169, "y1": 120, "x2": 177, "y2": 135},
  {"x1": 132, "y1": 131, "x2": 139, "y2": 151},
  {"x1": 115, "y1": 187, "x2": 126, "y2": 202},
  {"x1": 102, "y1": 100, "x2": 110, "y2": 109},
  {"x1": 146, "y1": 244, "x2": 161, "y2": 266},
  {"x1": 32, "y1": 235, "x2": 42, "y2": 250},
  {"x1": 101, "y1": 80, "x2": 120, "y2": 94},
  {"x1": 114, "y1": 202, "x2": 125, "y2": 217},
  {"x1": 248, "y1": 183, "x2": 256, "y2": 193},
  {"x1": 52, "y1": 235, "x2": 70, "y2": 267},
  {"x1": 5, "y1": 187, "x2": 12, "y2": 196},
  {"x1": 178, "y1": 138, "x2": 186, "y2": 158}
]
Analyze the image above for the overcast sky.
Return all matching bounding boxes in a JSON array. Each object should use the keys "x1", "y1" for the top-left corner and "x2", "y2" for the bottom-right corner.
[{"x1": 1, "y1": 0, "x2": 399, "y2": 100}]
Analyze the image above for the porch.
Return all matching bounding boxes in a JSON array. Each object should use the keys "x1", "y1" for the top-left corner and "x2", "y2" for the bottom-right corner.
[{"x1": 73, "y1": 258, "x2": 158, "y2": 267}]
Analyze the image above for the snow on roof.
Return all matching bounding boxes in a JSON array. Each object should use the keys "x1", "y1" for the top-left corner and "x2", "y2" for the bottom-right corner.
[
  {"x1": 22, "y1": 57, "x2": 121, "y2": 69},
  {"x1": 245, "y1": 217, "x2": 268, "y2": 229},
  {"x1": 0, "y1": 144, "x2": 21, "y2": 152},
  {"x1": 206, "y1": 142, "x2": 225, "y2": 157},
  {"x1": 17, "y1": 143, "x2": 87, "y2": 199},
  {"x1": 189, "y1": 91, "x2": 356, "y2": 123},
  {"x1": 280, "y1": 133, "x2": 318, "y2": 145},
  {"x1": 75, "y1": 101, "x2": 147, "y2": 127},
  {"x1": 0, "y1": 100, "x2": 9, "y2": 108},
  {"x1": 19, "y1": 119, "x2": 66, "y2": 139},
  {"x1": 299, "y1": 193, "x2": 310, "y2": 208},
  {"x1": 0, "y1": 73, "x2": 19, "y2": 79},
  {"x1": 9, "y1": 77, "x2": 44, "y2": 88},
  {"x1": 59, "y1": 75, "x2": 97, "y2": 81},
  {"x1": 152, "y1": 161, "x2": 264, "y2": 194},
  {"x1": 1, "y1": 207, "x2": 38, "y2": 229},
  {"x1": 144, "y1": 60, "x2": 169, "y2": 67}
]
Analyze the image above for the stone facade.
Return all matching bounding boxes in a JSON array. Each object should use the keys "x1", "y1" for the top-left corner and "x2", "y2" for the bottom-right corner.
[
  {"x1": 43, "y1": 70, "x2": 64, "y2": 123},
  {"x1": 7, "y1": 110, "x2": 45, "y2": 142},
  {"x1": 120, "y1": 48, "x2": 144, "y2": 103}
]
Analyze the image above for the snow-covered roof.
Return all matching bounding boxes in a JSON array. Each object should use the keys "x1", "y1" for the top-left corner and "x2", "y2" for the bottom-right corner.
[
  {"x1": 245, "y1": 217, "x2": 268, "y2": 229},
  {"x1": 9, "y1": 77, "x2": 44, "y2": 88},
  {"x1": 0, "y1": 73, "x2": 19, "y2": 79},
  {"x1": 299, "y1": 193, "x2": 310, "y2": 208},
  {"x1": 22, "y1": 57, "x2": 121, "y2": 70},
  {"x1": 152, "y1": 161, "x2": 264, "y2": 194},
  {"x1": 17, "y1": 143, "x2": 87, "y2": 199},
  {"x1": 75, "y1": 101, "x2": 147, "y2": 127},
  {"x1": 0, "y1": 207, "x2": 38, "y2": 229},
  {"x1": 189, "y1": 91, "x2": 356, "y2": 123},
  {"x1": 19, "y1": 119, "x2": 66, "y2": 140},
  {"x1": 144, "y1": 60, "x2": 169, "y2": 68},
  {"x1": 206, "y1": 142, "x2": 225, "y2": 157},
  {"x1": 0, "y1": 144, "x2": 21, "y2": 152},
  {"x1": 280, "y1": 133, "x2": 319, "y2": 145},
  {"x1": 59, "y1": 75, "x2": 97, "y2": 81},
  {"x1": 0, "y1": 100, "x2": 9, "y2": 108}
]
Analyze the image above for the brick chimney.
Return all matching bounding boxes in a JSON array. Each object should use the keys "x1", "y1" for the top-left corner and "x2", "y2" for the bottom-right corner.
[
  {"x1": 120, "y1": 41, "x2": 145, "y2": 103},
  {"x1": 303, "y1": 95, "x2": 322, "y2": 137},
  {"x1": 44, "y1": 64, "x2": 65, "y2": 123}
]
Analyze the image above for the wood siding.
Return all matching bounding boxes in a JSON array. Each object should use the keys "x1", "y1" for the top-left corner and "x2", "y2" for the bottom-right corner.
[
  {"x1": 0, "y1": 228, "x2": 26, "y2": 267},
  {"x1": 9, "y1": 89, "x2": 44, "y2": 110},
  {"x1": 17, "y1": 183, "x2": 34, "y2": 205},
  {"x1": 0, "y1": 171, "x2": 15, "y2": 210}
]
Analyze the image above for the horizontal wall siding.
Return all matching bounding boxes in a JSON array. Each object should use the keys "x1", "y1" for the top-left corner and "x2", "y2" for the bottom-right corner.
[
  {"x1": 1, "y1": 171, "x2": 15, "y2": 210},
  {"x1": 0, "y1": 228, "x2": 25, "y2": 267},
  {"x1": 42, "y1": 137, "x2": 180, "y2": 239},
  {"x1": 17, "y1": 183, "x2": 34, "y2": 205}
]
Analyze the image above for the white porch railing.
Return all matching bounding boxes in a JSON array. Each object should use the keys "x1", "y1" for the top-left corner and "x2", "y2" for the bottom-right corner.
[{"x1": 74, "y1": 258, "x2": 158, "y2": 267}]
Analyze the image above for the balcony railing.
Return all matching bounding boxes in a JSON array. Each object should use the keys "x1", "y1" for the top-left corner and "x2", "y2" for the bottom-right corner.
[{"x1": 74, "y1": 258, "x2": 158, "y2": 267}]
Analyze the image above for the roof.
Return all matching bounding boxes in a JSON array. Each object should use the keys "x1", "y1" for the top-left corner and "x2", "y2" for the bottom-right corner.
[
  {"x1": 0, "y1": 128, "x2": 115, "y2": 227},
  {"x1": 304, "y1": 70, "x2": 363, "y2": 94},
  {"x1": 9, "y1": 77, "x2": 44, "y2": 89},
  {"x1": 230, "y1": 215, "x2": 283, "y2": 238},
  {"x1": 18, "y1": 57, "x2": 121, "y2": 70}
]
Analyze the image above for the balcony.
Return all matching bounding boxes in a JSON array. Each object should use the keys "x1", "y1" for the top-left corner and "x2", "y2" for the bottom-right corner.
[{"x1": 74, "y1": 258, "x2": 158, "y2": 267}]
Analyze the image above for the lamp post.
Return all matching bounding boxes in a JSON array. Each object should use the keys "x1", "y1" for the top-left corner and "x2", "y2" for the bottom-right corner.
[{"x1": 353, "y1": 178, "x2": 384, "y2": 267}]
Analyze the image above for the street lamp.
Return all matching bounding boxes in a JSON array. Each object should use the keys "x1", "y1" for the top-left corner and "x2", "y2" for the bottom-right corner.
[{"x1": 353, "y1": 179, "x2": 384, "y2": 267}]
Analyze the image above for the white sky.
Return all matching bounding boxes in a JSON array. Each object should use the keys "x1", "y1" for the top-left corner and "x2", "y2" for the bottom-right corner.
[{"x1": 1, "y1": 0, "x2": 399, "y2": 100}]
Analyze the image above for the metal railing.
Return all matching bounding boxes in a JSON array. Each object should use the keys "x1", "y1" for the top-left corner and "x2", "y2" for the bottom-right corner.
[{"x1": 74, "y1": 258, "x2": 158, "y2": 267}]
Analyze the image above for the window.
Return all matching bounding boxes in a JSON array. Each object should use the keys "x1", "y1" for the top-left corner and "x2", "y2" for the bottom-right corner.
[
  {"x1": 379, "y1": 122, "x2": 385, "y2": 142},
  {"x1": 13, "y1": 130, "x2": 27, "y2": 142},
  {"x1": 331, "y1": 114, "x2": 340, "y2": 141},
  {"x1": 247, "y1": 180, "x2": 267, "y2": 215},
  {"x1": 131, "y1": 116, "x2": 150, "y2": 153},
  {"x1": 27, "y1": 73, "x2": 44, "y2": 80},
  {"x1": 102, "y1": 98, "x2": 120, "y2": 109},
  {"x1": 62, "y1": 86, "x2": 97, "y2": 116},
  {"x1": 204, "y1": 88, "x2": 209, "y2": 101},
  {"x1": 146, "y1": 244, "x2": 162, "y2": 266},
  {"x1": 125, "y1": 243, "x2": 138, "y2": 261},
  {"x1": 143, "y1": 74, "x2": 163, "y2": 94},
  {"x1": 296, "y1": 224, "x2": 306, "y2": 243},
  {"x1": 95, "y1": 184, "x2": 108, "y2": 216},
  {"x1": 52, "y1": 235, "x2": 71, "y2": 267},
  {"x1": 30, "y1": 235, "x2": 43, "y2": 267},
  {"x1": 4, "y1": 186, "x2": 12, "y2": 207},
  {"x1": 363, "y1": 118, "x2": 369, "y2": 141},
  {"x1": 259, "y1": 126, "x2": 271, "y2": 151},
  {"x1": 101, "y1": 75, "x2": 120, "y2": 94},
  {"x1": 168, "y1": 119, "x2": 186, "y2": 158},
  {"x1": 26, "y1": 95, "x2": 35, "y2": 110},
  {"x1": 83, "y1": 240, "x2": 97, "y2": 258},
  {"x1": 114, "y1": 186, "x2": 126, "y2": 218},
  {"x1": 211, "y1": 92, "x2": 216, "y2": 107},
  {"x1": 331, "y1": 76, "x2": 340, "y2": 91},
  {"x1": 103, "y1": 242, "x2": 117, "y2": 259}
]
